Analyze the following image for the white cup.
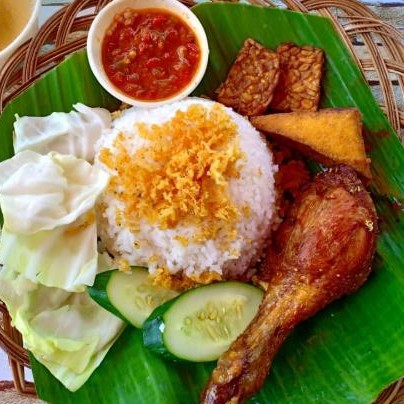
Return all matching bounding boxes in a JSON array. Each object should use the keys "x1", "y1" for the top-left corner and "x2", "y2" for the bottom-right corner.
[
  {"x1": 0, "y1": 0, "x2": 41, "y2": 70},
  {"x1": 87, "y1": 0, "x2": 209, "y2": 107}
]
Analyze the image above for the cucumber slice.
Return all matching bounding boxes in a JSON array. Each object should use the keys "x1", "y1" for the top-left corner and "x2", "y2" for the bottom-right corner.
[
  {"x1": 88, "y1": 267, "x2": 178, "y2": 328},
  {"x1": 143, "y1": 282, "x2": 264, "y2": 362}
]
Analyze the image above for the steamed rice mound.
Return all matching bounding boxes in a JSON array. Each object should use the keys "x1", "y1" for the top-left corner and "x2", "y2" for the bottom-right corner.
[{"x1": 95, "y1": 98, "x2": 277, "y2": 284}]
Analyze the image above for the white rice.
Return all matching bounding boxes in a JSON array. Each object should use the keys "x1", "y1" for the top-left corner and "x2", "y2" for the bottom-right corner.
[{"x1": 95, "y1": 97, "x2": 277, "y2": 279}]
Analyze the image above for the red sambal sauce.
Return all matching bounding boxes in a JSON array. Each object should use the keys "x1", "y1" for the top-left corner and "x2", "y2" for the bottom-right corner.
[{"x1": 102, "y1": 8, "x2": 201, "y2": 101}]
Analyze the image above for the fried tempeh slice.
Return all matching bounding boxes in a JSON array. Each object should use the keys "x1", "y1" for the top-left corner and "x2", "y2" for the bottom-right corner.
[
  {"x1": 216, "y1": 38, "x2": 280, "y2": 116},
  {"x1": 251, "y1": 108, "x2": 372, "y2": 178},
  {"x1": 201, "y1": 166, "x2": 377, "y2": 404},
  {"x1": 270, "y1": 43, "x2": 324, "y2": 112}
]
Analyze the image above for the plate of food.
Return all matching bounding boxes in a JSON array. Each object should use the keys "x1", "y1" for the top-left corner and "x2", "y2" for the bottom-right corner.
[{"x1": 0, "y1": 1, "x2": 403, "y2": 404}]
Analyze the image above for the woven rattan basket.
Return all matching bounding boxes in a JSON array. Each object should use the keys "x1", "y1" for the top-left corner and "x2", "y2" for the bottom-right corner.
[{"x1": 0, "y1": 0, "x2": 403, "y2": 402}]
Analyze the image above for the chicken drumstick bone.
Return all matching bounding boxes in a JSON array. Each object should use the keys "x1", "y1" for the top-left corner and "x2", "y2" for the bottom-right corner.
[{"x1": 201, "y1": 165, "x2": 377, "y2": 404}]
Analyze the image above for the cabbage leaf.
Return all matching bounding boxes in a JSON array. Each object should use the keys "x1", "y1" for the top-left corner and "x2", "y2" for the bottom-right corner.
[
  {"x1": 0, "y1": 150, "x2": 110, "y2": 291},
  {"x1": 13, "y1": 103, "x2": 111, "y2": 162},
  {"x1": 0, "y1": 212, "x2": 99, "y2": 292},
  {"x1": 0, "y1": 112, "x2": 124, "y2": 392},
  {"x1": 0, "y1": 266, "x2": 125, "y2": 392},
  {"x1": 0, "y1": 150, "x2": 109, "y2": 234}
]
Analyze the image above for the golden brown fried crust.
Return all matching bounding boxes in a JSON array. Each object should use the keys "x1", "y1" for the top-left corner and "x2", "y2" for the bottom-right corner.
[
  {"x1": 250, "y1": 108, "x2": 372, "y2": 179},
  {"x1": 270, "y1": 43, "x2": 324, "y2": 112},
  {"x1": 216, "y1": 39, "x2": 280, "y2": 116},
  {"x1": 200, "y1": 165, "x2": 377, "y2": 404}
]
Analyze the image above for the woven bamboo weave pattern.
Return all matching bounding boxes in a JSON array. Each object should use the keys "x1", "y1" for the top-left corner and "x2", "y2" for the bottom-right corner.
[{"x1": 0, "y1": 0, "x2": 403, "y2": 401}]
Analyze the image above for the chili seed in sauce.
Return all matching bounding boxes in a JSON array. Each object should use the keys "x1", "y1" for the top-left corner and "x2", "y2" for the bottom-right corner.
[{"x1": 102, "y1": 8, "x2": 201, "y2": 101}]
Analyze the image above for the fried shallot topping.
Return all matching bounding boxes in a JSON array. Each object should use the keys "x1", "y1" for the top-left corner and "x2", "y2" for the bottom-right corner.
[{"x1": 99, "y1": 104, "x2": 245, "y2": 243}]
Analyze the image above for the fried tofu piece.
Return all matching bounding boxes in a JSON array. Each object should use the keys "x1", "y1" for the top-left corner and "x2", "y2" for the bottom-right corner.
[
  {"x1": 216, "y1": 38, "x2": 280, "y2": 116},
  {"x1": 270, "y1": 43, "x2": 324, "y2": 112},
  {"x1": 251, "y1": 108, "x2": 372, "y2": 178}
]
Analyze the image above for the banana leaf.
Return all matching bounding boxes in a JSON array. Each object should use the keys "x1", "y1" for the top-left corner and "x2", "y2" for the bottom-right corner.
[{"x1": 0, "y1": 3, "x2": 403, "y2": 404}]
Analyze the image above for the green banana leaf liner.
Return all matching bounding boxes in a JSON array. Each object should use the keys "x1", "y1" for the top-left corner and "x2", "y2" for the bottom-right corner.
[{"x1": 0, "y1": 4, "x2": 403, "y2": 404}]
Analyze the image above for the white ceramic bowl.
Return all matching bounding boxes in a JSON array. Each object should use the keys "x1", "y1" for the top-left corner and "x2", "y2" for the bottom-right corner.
[
  {"x1": 0, "y1": 0, "x2": 41, "y2": 70},
  {"x1": 87, "y1": 0, "x2": 209, "y2": 107}
]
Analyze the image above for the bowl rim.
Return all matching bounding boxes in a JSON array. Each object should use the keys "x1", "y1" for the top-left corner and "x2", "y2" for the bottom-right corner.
[
  {"x1": 0, "y1": 0, "x2": 41, "y2": 58},
  {"x1": 86, "y1": 0, "x2": 210, "y2": 108}
]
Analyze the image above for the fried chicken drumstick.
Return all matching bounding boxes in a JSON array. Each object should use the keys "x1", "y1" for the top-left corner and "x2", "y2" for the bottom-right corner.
[{"x1": 201, "y1": 165, "x2": 377, "y2": 404}]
